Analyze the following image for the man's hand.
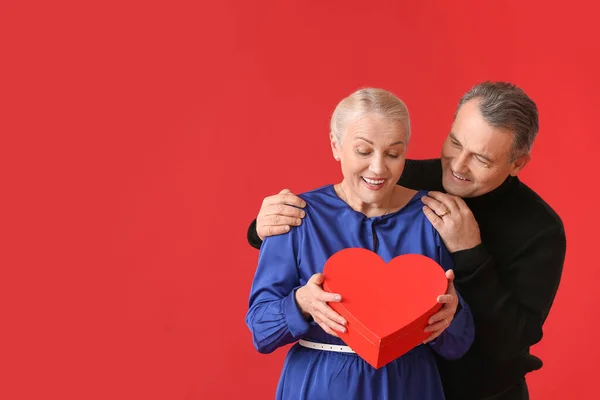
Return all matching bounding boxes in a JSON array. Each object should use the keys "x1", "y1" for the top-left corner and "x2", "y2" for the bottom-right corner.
[
  {"x1": 256, "y1": 189, "x2": 307, "y2": 240},
  {"x1": 295, "y1": 273, "x2": 346, "y2": 337},
  {"x1": 421, "y1": 191, "x2": 482, "y2": 253},
  {"x1": 423, "y1": 269, "x2": 459, "y2": 344}
]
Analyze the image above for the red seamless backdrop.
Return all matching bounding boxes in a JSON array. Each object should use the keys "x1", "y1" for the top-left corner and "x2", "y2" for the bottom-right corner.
[{"x1": 1, "y1": 1, "x2": 598, "y2": 399}]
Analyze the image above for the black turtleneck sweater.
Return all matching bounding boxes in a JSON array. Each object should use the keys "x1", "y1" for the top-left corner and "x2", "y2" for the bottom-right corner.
[{"x1": 246, "y1": 159, "x2": 566, "y2": 399}]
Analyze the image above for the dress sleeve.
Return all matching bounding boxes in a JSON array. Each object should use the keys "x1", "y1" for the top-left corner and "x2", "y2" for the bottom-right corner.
[
  {"x1": 245, "y1": 223, "x2": 311, "y2": 354},
  {"x1": 427, "y1": 233, "x2": 475, "y2": 360}
]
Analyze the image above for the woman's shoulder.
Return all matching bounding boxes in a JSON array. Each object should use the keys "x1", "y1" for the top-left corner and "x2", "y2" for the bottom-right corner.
[
  {"x1": 391, "y1": 186, "x2": 427, "y2": 213},
  {"x1": 298, "y1": 184, "x2": 341, "y2": 208}
]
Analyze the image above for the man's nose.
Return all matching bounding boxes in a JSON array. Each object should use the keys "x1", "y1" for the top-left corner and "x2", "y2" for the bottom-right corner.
[{"x1": 453, "y1": 152, "x2": 470, "y2": 173}]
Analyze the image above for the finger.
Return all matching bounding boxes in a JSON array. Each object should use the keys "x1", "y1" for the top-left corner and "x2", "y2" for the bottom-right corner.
[
  {"x1": 319, "y1": 323, "x2": 339, "y2": 337},
  {"x1": 314, "y1": 311, "x2": 346, "y2": 333},
  {"x1": 281, "y1": 193, "x2": 306, "y2": 208},
  {"x1": 262, "y1": 214, "x2": 303, "y2": 227},
  {"x1": 316, "y1": 302, "x2": 346, "y2": 325},
  {"x1": 445, "y1": 269, "x2": 456, "y2": 292},
  {"x1": 259, "y1": 224, "x2": 291, "y2": 239},
  {"x1": 263, "y1": 204, "x2": 306, "y2": 219},
  {"x1": 427, "y1": 191, "x2": 460, "y2": 213},
  {"x1": 428, "y1": 308, "x2": 453, "y2": 324},
  {"x1": 422, "y1": 329, "x2": 443, "y2": 343},
  {"x1": 422, "y1": 332, "x2": 436, "y2": 343},
  {"x1": 436, "y1": 294, "x2": 456, "y2": 304},
  {"x1": 422, "y1": 206, "x2": 443, "y2": 228},
  {"x1": 420, "y1": 195, "x2": 442, "y2": 210},
  {"x1": 424, "y1": 319, "x2": 450, "y2": 333},
  {"x1": 426, "y1": 191, "x2": 454, "y2": 206},
  {"x1": 264, "y1": 191, "x2": 306, "y2": 208},
  {"x1": 422, "y1": 195, "x2": 454, "y2": 216},
  {"x1": 318, "y1": 289, "x2": 342, "y2": 303},
  {"x1": 308, "y1": 273, "x2": 325, "y2": 285}
]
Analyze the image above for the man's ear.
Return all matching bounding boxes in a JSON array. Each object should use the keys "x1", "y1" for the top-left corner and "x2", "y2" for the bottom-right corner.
[{"x1": 509, "y1": 153, "x2": 531, "y2": 176}]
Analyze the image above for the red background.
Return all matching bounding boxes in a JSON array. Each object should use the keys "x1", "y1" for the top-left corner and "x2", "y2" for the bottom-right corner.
[{"x1": 1, "y1": 1, "x2": 598, "y2": 399}]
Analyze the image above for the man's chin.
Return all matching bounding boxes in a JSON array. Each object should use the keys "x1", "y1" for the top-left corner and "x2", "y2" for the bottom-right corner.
[{"x1": 442, "y1": 179, "x2": 473, "y2": 198}]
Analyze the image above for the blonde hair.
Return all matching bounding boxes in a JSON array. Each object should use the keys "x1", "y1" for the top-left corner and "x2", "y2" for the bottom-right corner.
[{"x1": 330, "y1": 88, "x2": 411, "y2": 144}]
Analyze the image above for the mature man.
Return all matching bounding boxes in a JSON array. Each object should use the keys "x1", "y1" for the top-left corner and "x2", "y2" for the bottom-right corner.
[{"x1": 246, "y1": 82, "x2": 566, "y2": 400}]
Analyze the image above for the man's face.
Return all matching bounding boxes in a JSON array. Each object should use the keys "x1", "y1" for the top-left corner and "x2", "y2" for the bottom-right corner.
[{"x1": 441, "y1": 99, "x2": 529, "y2": 198}]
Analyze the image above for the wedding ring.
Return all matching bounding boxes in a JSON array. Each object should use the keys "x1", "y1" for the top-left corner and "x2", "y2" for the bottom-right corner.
[{"x1": 438, "y1": 209, "x2": 450, "y2": 218}]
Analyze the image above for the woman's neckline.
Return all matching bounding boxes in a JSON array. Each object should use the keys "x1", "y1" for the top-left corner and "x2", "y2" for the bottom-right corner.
[{"x1": 329, "y1": 184, "x2": 422, "y2": 220}]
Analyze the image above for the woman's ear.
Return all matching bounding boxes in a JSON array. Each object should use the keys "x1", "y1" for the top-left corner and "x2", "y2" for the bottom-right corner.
[{"x1": 330, "y1": 133, "x2": 341, "y2": 161}]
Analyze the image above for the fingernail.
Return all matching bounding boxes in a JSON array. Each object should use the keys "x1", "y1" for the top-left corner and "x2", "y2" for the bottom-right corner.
[
  {"x1": 284, "y1": 226, "x2": 290, "y2": 231},
  {"x1": 300, "y1": 210, "x2": 306, "y2": 217},
  {"x1": 340, "y1": 319, "x2": 346, "y2": 325},
  {"x1": 334, "y1": 295, "x2": 341, "y2": 301},
  {"x1": 296, "y1": 219, "x2": 302, "y2": 225},
  {"x1": 340, "y1": 327, "x2": 346, "y2": 333}
]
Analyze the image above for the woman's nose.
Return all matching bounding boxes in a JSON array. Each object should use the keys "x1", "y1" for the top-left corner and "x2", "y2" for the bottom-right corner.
[{"x1": 369, "y1": 156, "x2": 384, "y2": 175}]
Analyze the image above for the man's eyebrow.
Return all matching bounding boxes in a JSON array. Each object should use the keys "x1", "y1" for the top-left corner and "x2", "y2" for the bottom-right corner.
[{"x1": 449, "y1": 132, "x2": 495, "y2": 163}]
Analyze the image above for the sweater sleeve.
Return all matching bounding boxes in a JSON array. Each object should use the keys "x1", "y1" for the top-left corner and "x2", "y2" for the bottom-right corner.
[
  {"x1": 247, "y1": 218, "x2": 262, "y2": 250},
  {"x1": 450, "y1": 226, "x2": 566, "y2": 360}
]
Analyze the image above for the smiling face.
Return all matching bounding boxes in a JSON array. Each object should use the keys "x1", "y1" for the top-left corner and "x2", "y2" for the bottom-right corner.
[
  {"x1": 441, "y1": 99, "x2": 530, "y2": 198},
  {"x1": 331, "y1": 113, "x2": 408, "y2": 208}
]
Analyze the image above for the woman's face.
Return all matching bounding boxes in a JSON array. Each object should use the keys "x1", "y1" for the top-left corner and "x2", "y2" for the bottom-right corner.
[{"x1": 331, "y1": 113, "x2": 408, "y2": 206}]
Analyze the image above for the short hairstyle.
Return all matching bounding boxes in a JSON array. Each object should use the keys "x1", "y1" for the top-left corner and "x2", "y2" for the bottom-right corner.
[
  {"x1": 330, "y1": 88, "x2": 410, "y2": 144},
  {"x1": 456, "y1": 81, "x2": 539, "y2": 161}
]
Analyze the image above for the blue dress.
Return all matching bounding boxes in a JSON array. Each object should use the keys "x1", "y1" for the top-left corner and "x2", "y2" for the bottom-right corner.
[{"x1": 246, "y1": 185, "x2": 475, "y2": 400}]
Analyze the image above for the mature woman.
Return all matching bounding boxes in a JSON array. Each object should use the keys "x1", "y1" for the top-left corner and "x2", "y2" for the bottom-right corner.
[{"x1": 245, "y1": 88, "x2": 474, "y2": 399}]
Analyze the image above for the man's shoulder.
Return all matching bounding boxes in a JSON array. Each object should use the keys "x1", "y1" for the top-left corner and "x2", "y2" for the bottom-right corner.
[
  {"x1": 404, "y1": 158, "x2": 442, "y2": 174},
  {"x1": 510, "y1": 179, "x2": 564, "y2": 233},
  {"x1": 400, "y1": 159, "x2": 444, "y2": 191}
]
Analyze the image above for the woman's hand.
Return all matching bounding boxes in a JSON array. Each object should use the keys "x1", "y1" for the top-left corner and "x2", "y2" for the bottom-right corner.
[
  {"x1": 295, "y1": 273, "x2": 346, "y2": 337},
  {"x1": 423, "y1": 269, "x2": 459, "y2": 344}
]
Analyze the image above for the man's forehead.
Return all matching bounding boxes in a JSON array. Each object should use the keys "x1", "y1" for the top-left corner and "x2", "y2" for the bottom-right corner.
[{"x1": 449, "y1": 127, "x2": 513, "y2": 162}]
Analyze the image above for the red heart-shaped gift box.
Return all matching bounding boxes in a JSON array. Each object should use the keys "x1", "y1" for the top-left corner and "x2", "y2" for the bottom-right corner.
[{"x1": 322, "y1": 248, "x2": 448, "y2": 369}]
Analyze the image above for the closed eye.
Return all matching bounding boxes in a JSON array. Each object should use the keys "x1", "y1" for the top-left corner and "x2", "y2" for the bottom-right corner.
[{"x1": 475, "y1": 155, "x2": 490, "y2": 167}]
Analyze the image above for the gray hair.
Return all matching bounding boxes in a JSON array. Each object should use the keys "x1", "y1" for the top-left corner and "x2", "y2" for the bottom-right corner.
[
  {"x1": 456, "y1": 81, "x2": 539, "y2": 161},
  {"x1": 330, "y1": 88, "x2": 410, "y2": 144}
]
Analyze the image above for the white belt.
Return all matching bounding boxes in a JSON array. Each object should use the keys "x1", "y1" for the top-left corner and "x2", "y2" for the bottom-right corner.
[{"x1": 298, "y1": 339, "x2": 356, "y2": 353}]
